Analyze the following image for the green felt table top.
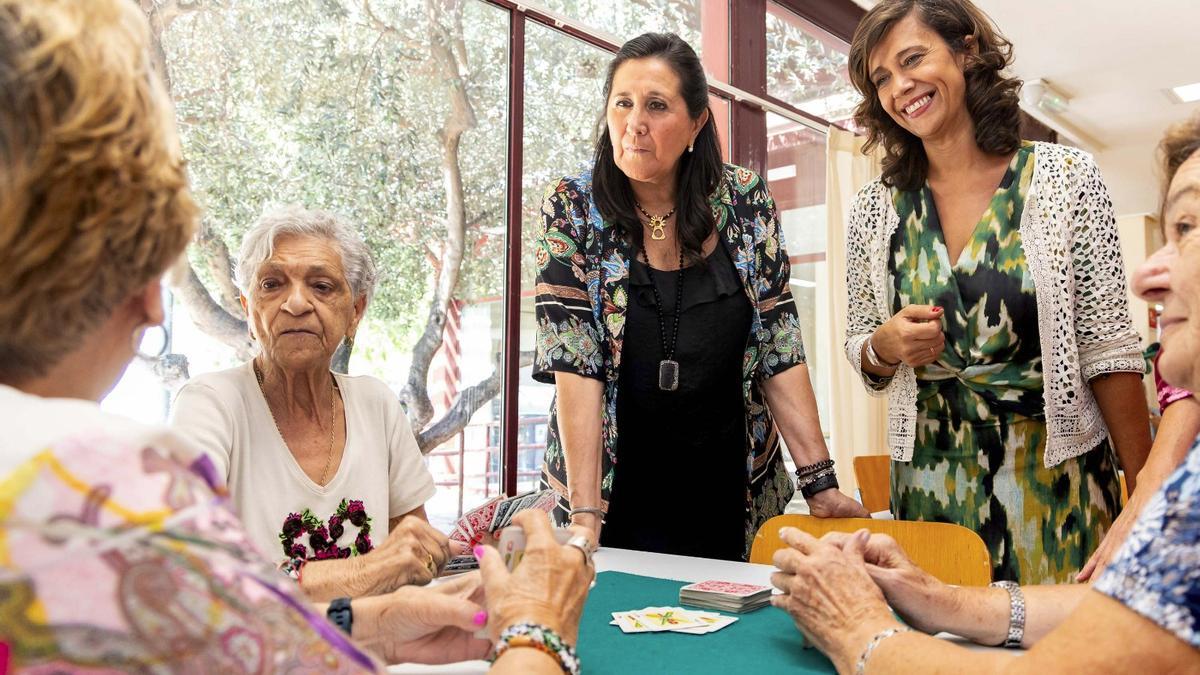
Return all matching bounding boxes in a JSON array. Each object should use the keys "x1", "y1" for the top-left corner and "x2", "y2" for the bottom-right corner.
[{"x1": 576, "y1": 571, "x2": 836, "y2": 674}]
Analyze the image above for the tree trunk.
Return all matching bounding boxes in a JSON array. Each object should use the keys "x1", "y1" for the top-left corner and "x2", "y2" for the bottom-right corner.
[{"x1": 398, "y1": 0, "x2": 476, "y2": 430}]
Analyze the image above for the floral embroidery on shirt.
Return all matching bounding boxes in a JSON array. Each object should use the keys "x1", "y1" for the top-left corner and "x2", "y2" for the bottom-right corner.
[{"x1": 278, "y1": 498, "x2": 374, "y2": 562}]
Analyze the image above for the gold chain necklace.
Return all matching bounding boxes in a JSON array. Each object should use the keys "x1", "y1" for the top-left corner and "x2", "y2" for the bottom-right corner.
[
  {"x1": 254, "y1": 360, "x2": 338, "y2": 486},
  {"x1": 634, "y1": 201, "x2": 676, "y2": 241}
]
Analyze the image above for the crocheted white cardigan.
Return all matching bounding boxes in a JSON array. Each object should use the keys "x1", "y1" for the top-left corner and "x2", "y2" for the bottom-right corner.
[{"x1": 844, "y1": 142, "x2": 1145, "y2": 467}]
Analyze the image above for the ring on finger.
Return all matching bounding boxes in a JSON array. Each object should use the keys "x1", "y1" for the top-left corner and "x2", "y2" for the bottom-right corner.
[
  {"x1": 425, "y1": 552, "x2": 436, "y2": 575},
  {"x1": 565, "y1": 535, "x2": 593, "y2": 566}
]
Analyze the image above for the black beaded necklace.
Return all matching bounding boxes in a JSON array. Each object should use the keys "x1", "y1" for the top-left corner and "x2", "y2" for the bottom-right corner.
[{"x1": 646, "y1": 249, "x2": 685, "y2": 391}]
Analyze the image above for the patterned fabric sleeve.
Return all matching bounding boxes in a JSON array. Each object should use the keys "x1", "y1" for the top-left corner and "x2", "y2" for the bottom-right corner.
[
  {"x1": 0, "y1": 431, "x2": 376, "y2": 672},
  {"x1": 843, "y1": 180, "x2": 893, "y2": 394},
  {"x1": 754, "y1": 180, "x2": 807, "y2": 377},
  {"x1": 1094, "y1": 436, "x2": 1200, "y2": 648},
  {"x1": 1066, "y1": 152, "x2": 1147, "y2": 380},
  {"x1": 531, "y1": 178, "x2": 604, "y2": 384}
]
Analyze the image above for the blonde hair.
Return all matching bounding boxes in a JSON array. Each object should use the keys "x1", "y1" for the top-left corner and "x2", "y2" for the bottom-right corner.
[
  {"x1": 1159, "y1": 112, "x2": 1200, "y2": 219},
  {"x1": 0, "y1": 0, "x2": 197, "y2": 381}
]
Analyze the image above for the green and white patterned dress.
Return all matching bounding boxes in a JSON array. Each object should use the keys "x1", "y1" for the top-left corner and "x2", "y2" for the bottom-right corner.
[{"x1": 888, "y1": 142, "x2": 1122, "y2": 584}]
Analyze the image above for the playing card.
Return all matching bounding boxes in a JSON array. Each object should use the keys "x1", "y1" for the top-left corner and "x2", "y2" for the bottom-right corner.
[
  {"x1": 678, "y1": 580, "x2": 772, "y2": 597},
  {"x1": 442, "y1": 555, "x2": 480, "y2": 575},
  {"x1": 496, "y1": 525, "x2": 575, "y2": 572},
  {"x1": 614, "y1": 607, "x2": 709, "y2": 633},
  {"x1": 488, "y1": 494, "x2": 516, "y2": 532},
  {"x1": 449, "y1": 520, "x2": 471, "y2": 544},
  {"x1": 460, "y1": 496, "x2": 503, "y2": 542},
  {"x1": 672, "y1": 615, "x2": 738, "y2": 635}
]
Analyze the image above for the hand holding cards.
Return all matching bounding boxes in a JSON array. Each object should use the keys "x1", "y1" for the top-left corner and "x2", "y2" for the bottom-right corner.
[
  {"x1": 444, "y1": 489, "x2": 559, "y2": 573},
  {"x1": 476, "y1": 511, "x2": 593, "y2": 644}
]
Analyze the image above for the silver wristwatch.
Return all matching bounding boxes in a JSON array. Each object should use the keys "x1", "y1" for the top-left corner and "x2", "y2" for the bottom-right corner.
[
  {"x1": 864, "y1": 335, "x2": 897, "y2": 368},
  {"x1": 990, "y1": 580, "x2": 1026, "y2": 648}
]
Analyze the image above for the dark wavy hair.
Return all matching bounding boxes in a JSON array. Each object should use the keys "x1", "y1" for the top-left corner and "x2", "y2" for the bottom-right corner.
[
  {"x1": 591, "y1": 33, "x2": 722, "y2": 266},
  {"x1": 848, "y1": 0, "x2": 1022, "y2": 191}
]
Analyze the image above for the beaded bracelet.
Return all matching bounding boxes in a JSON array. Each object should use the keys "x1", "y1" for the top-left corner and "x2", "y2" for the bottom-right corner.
[
  {"x1": 795, "y1": 458, "x2": 835, "y2": 478},
  {"x1": 855, "y1": 626, "x2": 912, "y2": 675},
  {"x1": 491, "y1": 623, "x2": 580, "y2": 675}
]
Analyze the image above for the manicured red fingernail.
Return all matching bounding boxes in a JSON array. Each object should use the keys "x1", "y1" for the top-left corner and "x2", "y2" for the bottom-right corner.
[
  {"x1": 472, "y1": 545, "x2": 485, "y2": 559},
  {"x1": 473, "y1": 611, "x2": 488, "y2": 626},
  {"x1": 932, "y1": 307, "x2": 943, "y2": 313}
]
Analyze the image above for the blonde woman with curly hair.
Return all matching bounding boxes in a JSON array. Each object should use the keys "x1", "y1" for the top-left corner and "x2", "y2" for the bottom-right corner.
[
  {"x1": 842, "y1": 0, "x2": 1151, "y2": 584},
  {"x1": 0, "y1": 1, "x2": 591, "y2": 671}
]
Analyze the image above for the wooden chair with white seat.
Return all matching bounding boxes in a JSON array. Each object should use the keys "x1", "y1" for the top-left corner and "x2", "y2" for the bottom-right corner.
[{"x1": 750, "y1": 514, "x2": 993, "y2": 586}]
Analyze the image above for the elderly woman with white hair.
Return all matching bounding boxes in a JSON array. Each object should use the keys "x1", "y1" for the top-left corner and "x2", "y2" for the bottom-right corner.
[{"x1": 172, "y1": 206, "x2": 446, "y2": 603}]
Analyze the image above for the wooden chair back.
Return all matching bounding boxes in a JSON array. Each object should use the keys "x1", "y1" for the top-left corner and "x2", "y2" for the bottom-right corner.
[
  {"x1": 852, "y1": 455, "x2": 892, "y2": 513},
  {"x1": 750, "y1": 514, "x2": 993, "y2": 586}
]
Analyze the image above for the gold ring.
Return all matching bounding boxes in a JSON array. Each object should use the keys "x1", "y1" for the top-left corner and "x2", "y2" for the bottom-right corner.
[{"x1": 425, "y1": 553, "x2": 435, "y2": 574}]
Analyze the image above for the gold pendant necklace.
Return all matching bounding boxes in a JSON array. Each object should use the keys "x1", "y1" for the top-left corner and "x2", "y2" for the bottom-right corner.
[
  {"x1": 635, "y1": 201, "x2": 676, "y2": 241},
  {"x1": 255, "y1": 360, "x2": 338, "y2": 486}
]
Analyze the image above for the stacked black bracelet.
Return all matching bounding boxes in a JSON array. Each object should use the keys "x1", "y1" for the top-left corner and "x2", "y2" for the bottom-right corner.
[{"x1": 795, "y1": 459, "x2": 839, "y2": 499}]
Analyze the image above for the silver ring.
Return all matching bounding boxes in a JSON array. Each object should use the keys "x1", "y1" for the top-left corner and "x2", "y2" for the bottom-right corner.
[{"x1": 565, "y1": 535, "x2": 592, "y2": 566}]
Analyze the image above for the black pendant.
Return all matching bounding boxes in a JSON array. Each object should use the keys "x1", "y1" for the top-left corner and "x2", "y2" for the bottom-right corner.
[{"x1": 658, "y1": 359, "x2": 680, "y2": 391}]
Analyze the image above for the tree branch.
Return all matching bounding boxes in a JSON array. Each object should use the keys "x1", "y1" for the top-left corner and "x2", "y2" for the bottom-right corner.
[
  {"x1": 169, "y1": 259, "x2": 256, "y2": 360},
  {"x1": 194, "y1": 220, "x2": 245, "y2": 317},
  {"x1": 415, "y1": 352, "x2": 533, "y2": 452},
  {"x1": 399, "y1": 0, "x2": 477, "y2": 430}
]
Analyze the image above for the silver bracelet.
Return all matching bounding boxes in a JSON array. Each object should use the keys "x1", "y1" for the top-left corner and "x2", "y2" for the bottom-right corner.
[
  {"x1": 865, "y1": 334, "x2": 899, "y2": 369},
  {"x1": 990, "y1": 580, "x2": 1026, "y2": 648},
  {"x1": 855, "y1": 626, "x2": 912, "y2": 675},
  {"x1": 568, "y1": 506, "x2": 605, "y2": 520},
  {"x1": 796, "y1": 467, "x2": 836, "y2": 489}
]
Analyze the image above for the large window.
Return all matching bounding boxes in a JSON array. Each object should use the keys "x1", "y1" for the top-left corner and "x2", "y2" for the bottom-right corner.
[
  {"x1": 109, "y1": 0, "x2": 862, "y2": 527},
  {"x1": 767, "y1": 2, "x2": 860, "y2": 125}
]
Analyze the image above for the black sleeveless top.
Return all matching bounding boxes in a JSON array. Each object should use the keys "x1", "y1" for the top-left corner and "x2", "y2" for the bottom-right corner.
[{"x1": 601, "y1": 242, "x2": 753, "y2": 561}]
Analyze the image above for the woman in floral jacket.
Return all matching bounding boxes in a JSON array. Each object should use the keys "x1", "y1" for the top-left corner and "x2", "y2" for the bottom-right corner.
[{"x1": 534, "y1": 32, "x2": 865, "y2": 562}]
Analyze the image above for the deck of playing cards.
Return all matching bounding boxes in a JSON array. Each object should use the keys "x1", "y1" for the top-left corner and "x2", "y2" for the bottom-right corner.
[
  {"x1": 448, "y1": 488, "x2": 559, "y2": 548},
  {"x1": 678, "y1": 580, "x2": 772, "y2": 613},
  {"x1": 609, "y1": 607, "x2": 738, "y2": 635}
]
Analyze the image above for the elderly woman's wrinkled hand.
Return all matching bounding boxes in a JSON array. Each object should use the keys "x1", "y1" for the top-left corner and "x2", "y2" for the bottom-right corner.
[
  {"x1": 355, "y1": 571, "x2": 491, "y2": 665},
  {"x1": 819, "y1": 528, "x2": 954, "y2": 635},
  {"x1": 478, "y1": 510, "x2": 593, "y2": 644},
  {"x1": 770, "y1": 528, "x2": 900, "y2": 667},
  {"x1": 355, "y1": 515, "x2": 452, "y2": 594}
]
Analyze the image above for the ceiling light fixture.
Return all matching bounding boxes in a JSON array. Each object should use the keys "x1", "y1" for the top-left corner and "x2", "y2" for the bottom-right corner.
[
  {"x1": 1167, "y1": 81, "x2": 1200, "y2": 104},
  {"x1": 1022, "y1": 79, "x2": 1070, "y2": 114}
]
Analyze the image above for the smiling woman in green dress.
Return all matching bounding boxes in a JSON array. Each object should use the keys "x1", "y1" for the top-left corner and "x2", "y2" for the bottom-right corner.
[{"x1": 842, "y1": 0, "x2": 1152, "y2": 583}]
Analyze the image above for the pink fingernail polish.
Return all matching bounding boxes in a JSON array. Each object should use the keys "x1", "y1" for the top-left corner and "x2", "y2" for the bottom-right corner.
[
  {"x1": 473, "y1": 611, "x2": 488, "y2": 626},
  {"x1": 472, "y1": 545, "x2": 484, "y2": 559}
]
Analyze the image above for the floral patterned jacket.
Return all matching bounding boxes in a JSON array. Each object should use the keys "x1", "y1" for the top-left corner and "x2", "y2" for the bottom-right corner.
[{"x1": 532, "y1": 164, "x2": 806, "y2": 557}]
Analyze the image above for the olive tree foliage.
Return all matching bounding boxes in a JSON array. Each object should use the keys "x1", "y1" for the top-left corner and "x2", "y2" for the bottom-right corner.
[
  {"x1": 764, "y1": 10, "x2": 860, "y2": 123},
  {"x1": 137, "y1": 0, "x2": 711, "y2": 452},
  {"x1": 142, "y1": 0, "x2": 509, "y2": 450}
]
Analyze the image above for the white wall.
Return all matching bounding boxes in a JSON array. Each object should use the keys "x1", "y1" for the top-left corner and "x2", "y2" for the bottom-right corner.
[{"x1": 1094, "y1": 137, "x2": 1161, "y2": 219}]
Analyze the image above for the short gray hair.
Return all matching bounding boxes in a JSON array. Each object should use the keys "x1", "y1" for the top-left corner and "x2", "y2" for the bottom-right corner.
[{"x1": 235, "y1": 206, "x2": 378, "y2": 306}]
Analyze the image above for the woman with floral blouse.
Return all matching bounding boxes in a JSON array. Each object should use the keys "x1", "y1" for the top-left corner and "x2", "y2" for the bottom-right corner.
[{"x1": 533, "y1": 32, "x2": 867, "y2": 562}]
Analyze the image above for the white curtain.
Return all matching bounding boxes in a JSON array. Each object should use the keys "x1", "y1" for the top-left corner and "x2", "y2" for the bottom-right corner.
[{"x1": 824, "y1": 125, "x2": 887, "y2": 496}]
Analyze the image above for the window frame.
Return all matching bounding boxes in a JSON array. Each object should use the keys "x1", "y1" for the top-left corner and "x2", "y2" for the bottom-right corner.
[{"x1": 485, "y1": 0, "x2": 861, "y2": 495}]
